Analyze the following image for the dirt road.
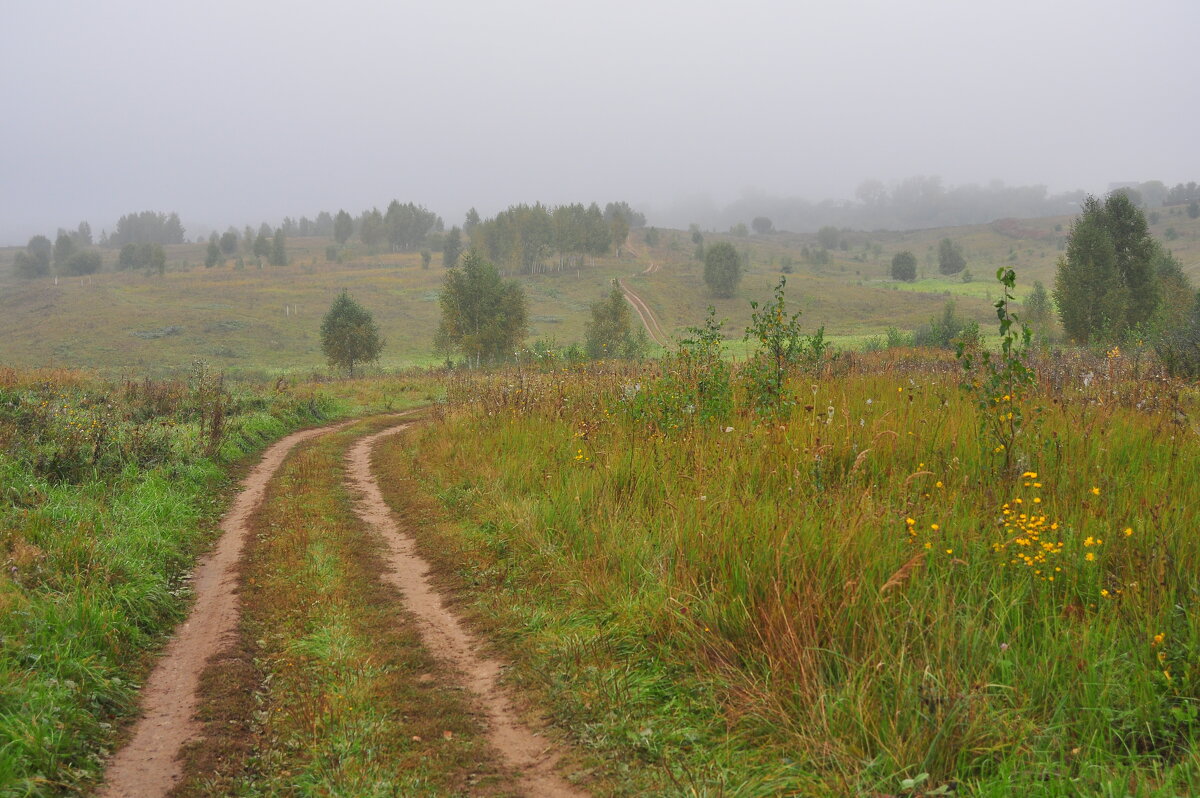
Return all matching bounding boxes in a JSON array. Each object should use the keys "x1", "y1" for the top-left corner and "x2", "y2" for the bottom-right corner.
[
  {"x1": 98, "y1": 422, "x2": 350, "y2": 798},
  {"x1": 618, "y1": 278, "x2": 669, "y2": 347},
  {"x1": 346, "y1": 425, "x2": 585, "y2": 797},
  {"x1": 99, "y1": 418, "x2": 583, "y2": 797}
]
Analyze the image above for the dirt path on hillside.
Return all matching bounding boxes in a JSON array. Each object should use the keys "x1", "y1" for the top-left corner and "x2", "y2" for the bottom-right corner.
[
  {"x1": 618, "y1": 278, "x2": 669, "y2": 347},
  {"x1": 346, "y1": 426, "x2": 587, "y2": 798},
  {"x1": 98, "y1": 422, "x2": 350, "y2": 798}
]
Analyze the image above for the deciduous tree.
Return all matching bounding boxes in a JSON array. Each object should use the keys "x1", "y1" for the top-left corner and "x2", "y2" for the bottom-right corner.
[
  {"x1": 443, "y1": 226, "x2": 463, "y2": 267},
  {"x1": 435, "y1": 250, "x2": 528, "y2": 366},
  {"x1": 938, "y1": 238, "x2": 966, "y2": 275},
  {"x1": 1054, "y1": 193, "x2": 1160, "y2": 343},
  {"x1": 320, "y1": 290, "x2": 384, "y2": 377},
  {"x1": 704, "y1": 242, "x2": 741, "y2": 297},
  {"x1": 585, "y1": 284, "x2": 643, "y2": 359},
  {"x1": 891, "y1": 251, "x2": 917, "y2": 282},
  {"x1": 333, "y1": 209, "x2": 354, "y2": 245}
]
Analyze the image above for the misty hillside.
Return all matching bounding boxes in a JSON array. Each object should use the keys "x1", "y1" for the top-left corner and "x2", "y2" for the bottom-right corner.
[{"x1": 2, "y1": 206, "x2": 1197, "y2": 377}]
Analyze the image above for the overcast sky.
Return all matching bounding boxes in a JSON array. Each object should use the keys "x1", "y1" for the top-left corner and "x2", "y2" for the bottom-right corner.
[{"x1": 2, "y1": 0, "x2": 1196, "y2": 244}]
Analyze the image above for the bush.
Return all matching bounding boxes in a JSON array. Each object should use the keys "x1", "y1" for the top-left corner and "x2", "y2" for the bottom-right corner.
[
  {"x1": 912, "y1": 302, "x2": 978, "y2": 349},
  {"x1": 891, "y1": 251, "x2": 917, "y2": 282},
  {"x1": 60, "y1": 250, "x2": 102, "y2": 276}
]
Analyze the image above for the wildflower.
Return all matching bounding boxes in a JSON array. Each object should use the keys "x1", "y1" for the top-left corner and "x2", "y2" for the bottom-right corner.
[
  {"x1": 1085, "y1": 552, "x2": 1095, "y2": 562},
  {"x1": 1124, "y1": 527, "x2": 1133, "y2": 537},
  {"x1": 936, "y1": 481, "x2": 943, "y2": 488},
  {"x1": 930, "y1": 524, "x2": 940, "y2": 531},
  {"x1": 1153, "y1": 633, "x2": 1165, "y2": 647},
  {"x1": 1091, "y1": 486, "x2": 1100, "y2": 496}
]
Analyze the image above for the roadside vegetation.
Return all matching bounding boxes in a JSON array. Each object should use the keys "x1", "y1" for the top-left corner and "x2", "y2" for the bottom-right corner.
[{"x1": 383, "y1": 303, "x2": 1200, "y2": 794}]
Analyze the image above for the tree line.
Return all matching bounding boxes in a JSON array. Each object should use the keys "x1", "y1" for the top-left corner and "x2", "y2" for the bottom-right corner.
[
  {"x1": 671, "y1": 177, "x2": 1200, "y2": 235},
  {"x1": 465, "y1": 201, "x2": 644, "y2": 274}
]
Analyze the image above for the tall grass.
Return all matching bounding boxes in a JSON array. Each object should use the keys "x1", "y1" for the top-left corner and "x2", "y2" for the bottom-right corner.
[{"x1": 404, "y1": 349, "x2": 1200, "y2": 794}]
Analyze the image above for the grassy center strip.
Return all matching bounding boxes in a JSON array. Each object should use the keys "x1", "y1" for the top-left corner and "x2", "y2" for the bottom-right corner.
[{"x1": 173, "y1": 418, "x2": 513, "y2": 797}]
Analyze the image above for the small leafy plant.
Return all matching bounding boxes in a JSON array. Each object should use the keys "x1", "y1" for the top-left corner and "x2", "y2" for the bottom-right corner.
[
  {"x1": 956, "y1": 267, "x2": 1036, "y2": 471},
  {"x1": 743, "y1": 277, "x2": 829, "y2": 413}
]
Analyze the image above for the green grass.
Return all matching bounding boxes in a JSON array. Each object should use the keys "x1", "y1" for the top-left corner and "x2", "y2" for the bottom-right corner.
[{"x1": 382, "y1": 348, "x2": 1200, "y2": 795}]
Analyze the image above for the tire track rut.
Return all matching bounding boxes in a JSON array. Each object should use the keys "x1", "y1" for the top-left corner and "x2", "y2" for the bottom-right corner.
[
  {"x1": 346, "y1": 425, "x2": 585, "y2": 798},
  {"x1": 618, "y1": 278, "x2": 668, "y2": 347},
  {"x1": 98, "y1": 421, "x2": 351, "y2": 798}
]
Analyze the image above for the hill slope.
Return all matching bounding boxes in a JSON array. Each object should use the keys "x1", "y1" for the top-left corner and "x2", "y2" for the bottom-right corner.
[{"x1": 1, "y1": 209, "x2": 1197, "y2": 376}]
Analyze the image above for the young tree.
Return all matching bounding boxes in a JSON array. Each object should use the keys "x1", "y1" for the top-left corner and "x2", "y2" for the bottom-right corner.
[
  {"x1": 205, "y1": 241, "x2": 222, "y2": 268},
  {"x1": 219, "y1": 230, "x2": 239, "y2": 255},
  {"x1": 938, "y1": 238, "x2": 966, "y2": 275},
  {"x1": 435, "y1": 250, "x2": 528, "y2": 366},
  {"x1": 270, "y1": 228, "x2": 287, "y2": 266},
  {"x1": 704, "y1": 242, "x2": 742, "y2": 297},
  {"x1": 464, "y1": 207, "x2": 481, "y2": 233},
  {"x1": 253, "y1": 231, "x2": 271, "y2": 259},
  {"x1": 13, "y1": 235, "x2": 52, "y2": 278},
  {"x1": 320, "y1": 290, "x2": 384, "y2": 377},
  {"x1": 1054, "y1": 193, "x2": 1160, "y2": 343},
  {"x1": 443, "y1": 225, "x2": 463, "y2": 267},
  {"x1": 816, "y1": 226, "x2": 840, "y2": 249},
  {"x1": 891, "y1": 250, "x2": 917, "y2": 282},
  {"x1": 420, "y1": 250, "x2": 432, "y2": 269},
  {"x1": 333, "y1": 209, "x2": 354, "y2": 245},
  {"x1": 751, "y1": 216, "x2": 774, "y2": 234},
  {"x1": 61, "y1": 250, "x2": 102, "y2": 276},
  {"x1": 585, "y1": 284, "x2": 641, "y2": 359},
  {"x1": 53, "y1": 232, "x2": 76, "y2": 270},
  {"x1": 360, "y1": 208, "x2": 386, "y2": 249},
  {"x1": 1024, "y1": 281, "x2": 1053, "y2": 325}
]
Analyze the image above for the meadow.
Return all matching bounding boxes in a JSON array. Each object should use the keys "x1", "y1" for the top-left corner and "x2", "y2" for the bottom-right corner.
[
  {"x1": 379, "y1": 337, "x2": 1200, "y2": 795},
  {"x1": 3, "y1": 208, "x2": 1195, "y2": 378}
]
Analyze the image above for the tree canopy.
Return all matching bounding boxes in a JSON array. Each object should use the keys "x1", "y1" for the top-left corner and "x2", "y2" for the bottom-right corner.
[
  {"x1": 435, "y1": 250, "x2": 528, "y2": 366},
  {"x1": 320, "y1": 291, "x2": 384, "y2": 377},
  {"x1": 13, "y1": 235, "x2": 52, "y2": 279},
  {"x1": 585, "y1": 284, "x2": 644, "y2": 359},
  {"x1": 703, "y1": 242, "x2": 742, "y2": 298},
  {"x1": 1054, "y1": 193, "x2": 1161, "y2": 343},
  {"x1": 891, "y1": 250, "x2": 917, "y2": 282},
  {"x1": 937, "y1": 238, "x2": 966, "y2": 275}
]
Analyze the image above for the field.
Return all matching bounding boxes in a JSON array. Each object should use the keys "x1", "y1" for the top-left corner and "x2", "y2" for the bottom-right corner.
[
  {"x1": 381, "y1": 345, "x2": 1200, "y2": 794},
  {"x1": 3, "y1": 207, "x2": 1200, "y2": 796},
  {"x1": 3, "y1": 209, "x2": 1197, "y2": 379}
]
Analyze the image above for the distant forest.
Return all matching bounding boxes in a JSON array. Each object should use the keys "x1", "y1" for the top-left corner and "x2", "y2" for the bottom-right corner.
[
  {"x1": 12, "y1": 179, "x2": 1200, "y2": 273},
  {"x1": 659, "y1": 178, "x2": 1200, "y2": 234}
]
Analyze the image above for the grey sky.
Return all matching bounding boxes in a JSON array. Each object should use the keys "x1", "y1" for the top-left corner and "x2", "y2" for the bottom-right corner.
[{"x1": 2, "y1": 0, "x2": 1196, "y2": 244}]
